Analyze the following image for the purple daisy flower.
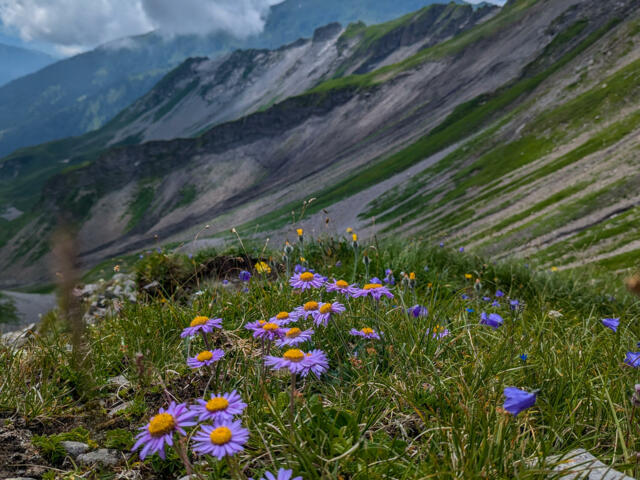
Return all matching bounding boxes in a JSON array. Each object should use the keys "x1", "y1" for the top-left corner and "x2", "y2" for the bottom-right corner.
[
  {"x1": 180, "y1": 316, "x2": 223, "y2": 338},
  {"x1": 353, "y1": 283, "x2": 394, "y2": 300},
  {"x1": 480, "y1": 312, "x2": 503, "y2": 329},
  {"x1": 503, "y1": 387, "x2": 536, "y2": 416},
  {"x1": 239, "y1": 270, "x2": 251, "y2": 282},
  {"x1": 265, "y1": 348, "x2": 329, "y2": 377},
  {"x1": 292, "y1": 301, "x2": 320, "y2": 321},
  {"x1": 408, "y1": 305, "x2": 428, "y2": 318},
  {"x1": 275, "y1": 327, "x2": 314, "y2": 347},
  {"x1": 187, "y1": 349, "x2": 225, "y2": 369},
  {"x1": 427, "y1": 325, "x2": 449, "y2": 339},
  {"x1": 251, "y1": 469, "x2": 302, "y2": 480},
  {"x1": 326, "y1": 279, "x2": 359, "y2": 296},
  {"x1": 289, "y1": 271, "x2": 325, "y2": 290},
  {"x1": 625, "y1": 352, "x2": 640, "y2": 367},
  {"x1": 246, "y1": 320, "x2": 287, "y2": 341},
  {"x1": 192, "y1": 420, "x2": 249, "y2": 460},
  {"x1": 131, "y1": 402, "x2": 196, "y2": 460},
  {"x1": 602, "y1": 318, "x2": 619, "y2": 332},
  {"x1": 192, "y1": 390, "x2": 247, "y2": 422},
  {"x1": 350, "y1": 327, "x2": 381, "y2": 339},
  {"x1": 269, "y1": 311, "x2": 296, "y2": 325},
  {"x1": 313, "y1": 301, "x2": 346, "y2": 326}
]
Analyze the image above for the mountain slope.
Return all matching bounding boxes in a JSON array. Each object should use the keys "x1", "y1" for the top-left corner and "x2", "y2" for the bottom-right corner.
[
  {"x1": 0, "y1": 0, "x2": 460, "y2": 159},
  {"x1": 0, "y1": 43, "x2": 54, "y2": 87},
  {"x1": 0, "y1": 3, "x2": 494, "y2": 215},
  {"x1": 2, "y1": 0, "x2": 640, "y2": 287}
]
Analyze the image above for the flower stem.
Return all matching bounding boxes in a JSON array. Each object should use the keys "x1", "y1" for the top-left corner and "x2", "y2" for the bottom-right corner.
[
  {"x1": 200, "y1": 330, "x2": 211, "y2": 350},
  {"x1": 290, "y1": 372, "x2": 296, "y2": 433}
]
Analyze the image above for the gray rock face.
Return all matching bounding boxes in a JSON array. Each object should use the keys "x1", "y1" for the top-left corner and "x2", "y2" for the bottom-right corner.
[
  {"x1": 77, "y1": 448, "x2": 121, "y2": 467},
  {"x1": 60, "y1": 440, "x2": 90, "y2": 458}
]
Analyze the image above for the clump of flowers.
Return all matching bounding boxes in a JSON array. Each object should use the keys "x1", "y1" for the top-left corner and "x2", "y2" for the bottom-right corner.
[{"x1": 427, "y1": 325, "x2": 449, "y2": 339}]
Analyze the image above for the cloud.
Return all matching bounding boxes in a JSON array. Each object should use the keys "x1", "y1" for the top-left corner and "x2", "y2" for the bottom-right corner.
[{"x1": 0, "y1": 0, "x2": 284, "y2": 55}]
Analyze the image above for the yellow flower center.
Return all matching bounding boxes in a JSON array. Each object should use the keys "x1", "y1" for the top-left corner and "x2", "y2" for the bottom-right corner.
[
  {"x1": 319, "y1": 303, "x2": 333, "y2": 314},
  {"x1": 409, "y1": 272, "x2": 416, "y2": 280},
  {"x1": 283, "y1": 349, "x2": 305, "y2": 363},
  {"x1": 209, "y1": 426, "x2": 232, "y2": 445},
  {"x1": 262, "y1": 322, "x2": 279, "y2": 331},
  {"x1": 258, "y1": 320, "x2": 266, "y2": 325},
  {"x1": 148, "y1": 413, "x2": 176, "y2": 437},
  {"x1": 190, "y1": 316, "x2": 209, "y2": 327},
  {"x1": 364, "y1": 283, "x2": 382, "y2": 290},
  {"x1": 336, "y1": 280, "x2": 349, "y2": 288},
  {"x1": 276, "y1": 312, "x2": 290, "y2": 320},
  {"x1": 300, "y1": 272, "x2": 314, "y2": 282},
  {"x1": 205, "y1": 397, "x2": 229, "y2": 412},
  {"x1": 286, "y1": 327, "x2": 302, "y2": 338},
  {"x1": 361, "y1": 328, "x2": 374, "y2": 335},
  {"x1": 296, "y1": 229, "x2": 303, "y2": 236},
  {"x1": 196, "y1": 351, "x2": 214, "y2": 362},
  {"x1": 304, "y1": 301, "x2": 319, "y2": 311}
]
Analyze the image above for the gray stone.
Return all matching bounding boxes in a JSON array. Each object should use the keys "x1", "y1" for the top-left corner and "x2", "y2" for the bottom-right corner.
[
  {"x1": 115, "y1": 471, "x2": 142, "y2": 480},
  {"x1": 108, "y1": 401, "x2": 133, "y2": 417},
  {"x1": 108, "y1": 375, "x2": 130, "y2": 388},
  {"x1": 540, "y1": 449, "x2": 635, "y2": 479},
  {"x1": 60, "y1": 440, "x2": 89, "y2": 458},
  {"x1": 5, "y1": 478, "x2": 38, "y2": 480},
  {"x1": 1, "y1": 323, "x2": 36, "y2": 348},
  {"x1": 77, "y1": 448, "x2": 120, "y2": 467}
]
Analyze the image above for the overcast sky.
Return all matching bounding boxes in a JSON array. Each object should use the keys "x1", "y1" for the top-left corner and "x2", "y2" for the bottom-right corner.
[{"x1": 0, "y1": 0, "x2": 505, "y2": 56}]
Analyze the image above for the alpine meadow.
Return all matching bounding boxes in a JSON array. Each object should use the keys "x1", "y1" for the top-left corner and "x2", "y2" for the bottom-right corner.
[{"x1": 1, "y1": 0, "x2": 640, "y2": 479}]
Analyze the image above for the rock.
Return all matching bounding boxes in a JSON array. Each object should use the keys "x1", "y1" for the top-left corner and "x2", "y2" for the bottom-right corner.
[
  {"x1": 143, "y1": 281, "x2": 160, "y2": 291},
  {"x1": 116, "y1": 471, "x2": 142, "y2": 480},
  {"x1": 1, "y1": 323, "x2": 36, "y2": 348},
  {"x1": 77, "y1": 448, "x2": 120, "y2": 467},
  {"x1": 108, "y1": 401, "x2": 132, "y2": 417},
  {"x1": 5, "y1": 477, "x2": 38, "y2": 480},
  {"x1": 108, "y1": 375, "x2": 130, "y2": 388},
  {"x1": 537, "y1": 449, "x2": 634, "y2": 479},
  {"x1": 60, "y1": 440, "x2": 89, "y2": 458}
]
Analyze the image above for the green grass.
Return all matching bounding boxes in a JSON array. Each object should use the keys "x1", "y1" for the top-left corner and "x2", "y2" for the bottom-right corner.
[
  {"x1": 0, "y1": 292, "x2": 18, "y2": 324},
  {"x1": 2, "y1": 238, "x2": 640, "y2": 478},
  {"x1": 126, "y1": 182, "x2": 156, "y2": 231}
]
